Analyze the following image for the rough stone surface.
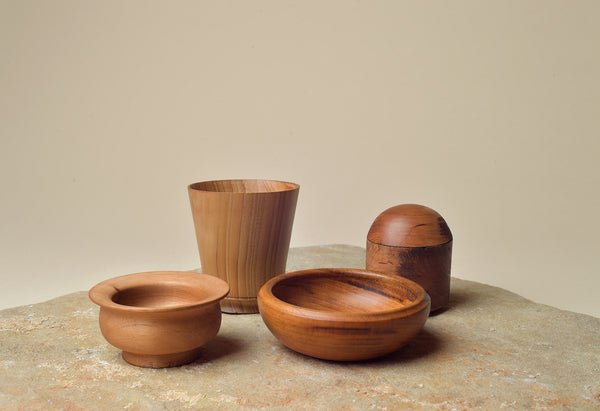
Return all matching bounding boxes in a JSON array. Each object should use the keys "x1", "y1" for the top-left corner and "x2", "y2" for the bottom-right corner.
[{"x1": 1, "y1": 245, "x2": 599, "y2": 410}]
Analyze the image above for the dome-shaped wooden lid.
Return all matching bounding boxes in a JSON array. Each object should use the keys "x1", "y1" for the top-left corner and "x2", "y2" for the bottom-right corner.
[{"x1": 367, "y1": 204, "x2": 452, "y2": 247}]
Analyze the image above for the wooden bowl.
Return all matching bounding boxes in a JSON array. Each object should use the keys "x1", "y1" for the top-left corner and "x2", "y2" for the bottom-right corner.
[
  {"x1": 257, "y1": 268, "x2": 430, "y2": 361},
  {"x1": 89, "y1": 271, "x2": 229, "y2": 368}
]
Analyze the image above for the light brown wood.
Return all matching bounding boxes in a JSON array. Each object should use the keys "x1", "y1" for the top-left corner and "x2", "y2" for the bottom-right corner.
[
  {"x1": 188, "y1": 179, "x2": 299, "y2": 314},
  {"x1": 257, "y1": 268, "x2": 430, "y2": 361},
  {"x1": 89, "y1": 271, "x2": 229, "y2": 368},
  {"x1": 366, "y1": 204, "x2": 453, "y2": 312}
]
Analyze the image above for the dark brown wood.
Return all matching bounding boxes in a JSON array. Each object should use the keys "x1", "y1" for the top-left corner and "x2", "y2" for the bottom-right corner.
[
  {"x1": 188, "y1": 179, "x2": 299, "y2": 314},
  {"x1": 366, "y1": 204, "x2": 452, "y2": 312},
  {"x1": 257, "y1": 268, "x2": 430, "y2": 361},
  {"x1": 89, "y1": 271, "x2": 229, "y2": 368},
  {"x1": 367, "y1": 204, "x2": 452, "y2": 247},
  {"x1": 367, "y1": 241, "x2": 452, "y2": 311}
]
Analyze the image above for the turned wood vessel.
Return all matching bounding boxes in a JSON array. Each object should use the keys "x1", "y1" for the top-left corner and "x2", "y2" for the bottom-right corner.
[
  {"x1": 257, "y1": 268, "x2": 430, "y2": 361},
  {"x1": 188, "y1": 179, "x2": 299, "y2": 314},
  {"x1": 366, "y1": 204, "x2": 452, "y2": 312},
  {"x1": 89, "y1": 271, "x2": 229, "y2": 368}
]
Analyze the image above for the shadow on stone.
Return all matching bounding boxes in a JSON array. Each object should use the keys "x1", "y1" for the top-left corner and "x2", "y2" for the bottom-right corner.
[
  {"x1": 429, "y1": 286, "x2": 471, "y2": 316},
  {"x1": 191, "y1": 335, "x2": 245, "y2": 365},
  {"x1": 429, "y1": 306, "x2": 449, "y2": 316}
]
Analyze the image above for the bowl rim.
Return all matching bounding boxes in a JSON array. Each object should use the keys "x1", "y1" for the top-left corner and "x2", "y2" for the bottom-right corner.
[
  {"x1": 89, "y1": 271, "x2": 230, "y2": 313},
  {"x1": 258, "y1": 267, "x2": 430, "y2": 321}
]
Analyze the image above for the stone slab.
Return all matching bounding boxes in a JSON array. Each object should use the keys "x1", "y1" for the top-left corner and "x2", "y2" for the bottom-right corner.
[{"x1": 0, "y1": 245, "x2": 598, "y2": 410}]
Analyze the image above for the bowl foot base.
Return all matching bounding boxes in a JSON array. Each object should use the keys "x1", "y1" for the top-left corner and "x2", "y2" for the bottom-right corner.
[
  {"x1": 220, "y1": 296, "x2": 258, "y2": 314},
  {"x1": 122, "y1": 347, "x2": 202, "y2": 368}
]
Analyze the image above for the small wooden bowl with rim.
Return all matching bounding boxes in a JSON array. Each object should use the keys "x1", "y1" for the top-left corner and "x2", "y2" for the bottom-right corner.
[
  {"x1": 89, "y1": 271, "x2": 229, "y2": 368},
  {"x1": 257, "y1": 268, "x2": 430, "y2": 361}
]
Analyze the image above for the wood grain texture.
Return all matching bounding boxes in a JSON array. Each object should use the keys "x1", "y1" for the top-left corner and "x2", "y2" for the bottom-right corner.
[
  {"x1": 366, "y1": 241, "x2": 452, "y2": 312},
  {"x1": 367, "y1": 204, "x2": 453, "y2": 312},
  {"x1": 367, "y1": 204, "x2": 452, "y2": 247},
  {"x1": 257, "y1": 268, "x2": 430, "y2": 361},
  {"x1": 188, "y1": 179, "x2": 299, "y2": 314},
  {"x1": 89, "y1": 271, "x2": 229, "y2": 368}
]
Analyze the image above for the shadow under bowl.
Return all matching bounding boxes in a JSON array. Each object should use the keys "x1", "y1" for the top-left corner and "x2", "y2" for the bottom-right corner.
[
  {"x1": 257, "y1": 268, "x2": 431, "y2": 361},
  {"x1": 89, "y1": 271, "x2": 229, "y2": 368}
]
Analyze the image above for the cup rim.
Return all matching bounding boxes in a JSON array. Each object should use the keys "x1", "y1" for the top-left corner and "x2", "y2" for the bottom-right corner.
[{"x1": 188, "y1": 179, "x2": 299, "y2": 194}]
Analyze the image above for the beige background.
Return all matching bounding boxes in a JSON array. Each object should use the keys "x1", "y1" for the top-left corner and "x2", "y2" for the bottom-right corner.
[{"x1": 1, "y1": 1, "x2": 598, "y2": 317}]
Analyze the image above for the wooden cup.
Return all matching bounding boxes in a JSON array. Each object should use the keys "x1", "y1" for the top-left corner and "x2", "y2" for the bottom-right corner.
[{"x1": 188, "y1": 179, "x2": 299, "y2": 314}]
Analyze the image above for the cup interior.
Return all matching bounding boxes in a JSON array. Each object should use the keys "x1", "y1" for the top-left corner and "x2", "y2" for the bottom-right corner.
[
  {"x1": 271, "y1": 271, "x2": 420, "y2": 313},
  {"x1": 189, "y1": 179, "x2": 298, "y2": 194}
]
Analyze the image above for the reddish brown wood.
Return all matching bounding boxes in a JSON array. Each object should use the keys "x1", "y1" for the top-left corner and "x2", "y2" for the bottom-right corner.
[
  {"x1": 366, "y1": 204, "x2": 453, "y2": 312},
  {"x1": 89, "y1": 271, "x2": 229, "y2": 368},
  {"x1": 188, "y1": 179, "x2": 299, "y2": 314},
  {"x1": 257, "y1": 268, "x2": 430, "y2": 361}
]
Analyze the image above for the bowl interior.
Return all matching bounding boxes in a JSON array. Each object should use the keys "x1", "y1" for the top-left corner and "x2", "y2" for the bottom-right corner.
[
  {"x1": 271, "y1": 271, "x2": 420, "y2": 313},
  {"x1": 112, "y1": 283, "x2": 216, "y2": 309},
  {"x1": 189, "y1": 179, "x2": 298, "y2": 194},
  {"x1": 90, "y1": 271, "x2": 230, "y2": 312}
]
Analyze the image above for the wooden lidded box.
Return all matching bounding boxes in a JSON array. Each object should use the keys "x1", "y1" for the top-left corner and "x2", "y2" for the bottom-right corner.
[{"x1": 366, "y1": 204, "x2": 452, "y2": 312}]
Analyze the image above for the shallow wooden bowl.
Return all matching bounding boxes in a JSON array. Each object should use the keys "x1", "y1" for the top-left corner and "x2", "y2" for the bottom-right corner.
[
  {"x1": 257, "y1": 268, "x2": 431, "y2": 361},
  {"x1": 89, "y1": 271, "x2": 229, "y2": 368}
]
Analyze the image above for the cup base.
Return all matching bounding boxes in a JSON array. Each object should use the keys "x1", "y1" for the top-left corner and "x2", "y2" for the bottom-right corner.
[
  {"x1": 122, "y1": 347, "x2": 202, "y2": 368},
  {"x1": 220, "y1": 296, "x2": 259, "y2": 314}
]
